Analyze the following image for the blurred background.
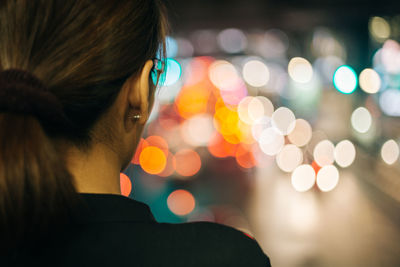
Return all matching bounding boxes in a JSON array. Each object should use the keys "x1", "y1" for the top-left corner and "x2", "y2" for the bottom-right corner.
[{"x1": 121, "y1": 0, "x2": 400, "y2": 266}]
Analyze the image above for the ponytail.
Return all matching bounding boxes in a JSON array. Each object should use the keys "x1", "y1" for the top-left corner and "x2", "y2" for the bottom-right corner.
[{"x1": 0, "y1": 70, "x2": 78, "y2": 252}]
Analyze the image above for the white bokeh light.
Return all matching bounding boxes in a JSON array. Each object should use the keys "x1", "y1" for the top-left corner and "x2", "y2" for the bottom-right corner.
[
  {"x1": 242, "y1": 60, "x2": 270, "y2": 87},
  {"x1": 313, "y1": 140, "x2": 335, "y2": 167},
  {"x1": 276, "y1": 144, "x2": 304, "y2": 172},
  {"x1": 379, "y1": 89, "x2": 400, "y2": 117},
  {"x1": 288, "y1": 57, "x2": 313, "y2": 83},
  {"x1": 181, "y1": 114, "x2": 215, "y2": 147},
  {"x1": 316, "y1": 165, "x2": 339, "y2": 192},
  {"x1": 351, "y1": 107, "x2": 372, "y2": 133},
  {"x1": 238, "y1": 96, "x2": 255, "y2": 125},
  {"x1": 258, "y1": 128, "x2": 285, "y2": 156},
  {"x1": 288, "y1": 119, "x2": 313, "y2": 147},
  {"x1": 381, "y1": 139, "x2": 399, "y2": 165},
  {"x1": 271, "y1": 107, "x2": 296, "y2": 135},
  {"x1": 291, "y1": 164, "x2": 316, "y2": 192},
  {"x1": 217, "y1": 28, "x2": 247, "y2": 54},
  {"x1": 359, "y1": 68, "x2": 381, "y2": 94},
  {"x1": 251, "y1": 116, "x2": 271, "y2": 141},
  {"x1": 209, "y1": 60, "x2": 240, "y2": 91},
  {"x1": 334, "y1": 140, "x2": 356, "y2": 168}
]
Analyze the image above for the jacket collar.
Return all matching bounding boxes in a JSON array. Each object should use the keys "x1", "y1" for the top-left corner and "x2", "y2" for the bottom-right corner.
[{"x1": 72, "y1": 193, "x2": 156, "y2": 224}]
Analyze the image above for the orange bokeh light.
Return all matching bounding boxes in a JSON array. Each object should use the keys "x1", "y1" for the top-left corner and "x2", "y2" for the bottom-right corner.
[
  {"x1": 158, "y1": 152, "x2": 176, "y2": 177},
  {"x1": 145, "y1": 135, "x2": 169, "y2": 155},
  {"x1": 235, "y1": 144, "x2": 256, "y2": 169},
  {"x1": 167, "y1": 189, "x2": 196, "y2": 216},
  {"x1": 311, "y1": 160, "x2": 321, "y2": 174},
  {"x1": 139, "y1": 146, "x2": 167, "y2": 175},
  {"x1": 174, "y1": 149, "x2": 202, "y2": 177},
  {"x1": 208, "y1": 132, "x2": 238, "y2": 158},
  {"x1": 175, "y1": 84, "x2": 210, "y2": 119},
  {"x1": 120, "y1": 173, "x2": 132, "y2": 197}
]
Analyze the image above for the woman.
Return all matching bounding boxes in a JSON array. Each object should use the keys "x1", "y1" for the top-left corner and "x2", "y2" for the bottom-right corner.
[{"x1": 0, "y1": 1, "x2": 271, "y2": 266}]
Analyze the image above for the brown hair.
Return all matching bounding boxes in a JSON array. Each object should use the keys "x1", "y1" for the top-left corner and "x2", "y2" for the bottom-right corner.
[{"x1": 0, "y1": 0, "x2": 168, "y2": 249}]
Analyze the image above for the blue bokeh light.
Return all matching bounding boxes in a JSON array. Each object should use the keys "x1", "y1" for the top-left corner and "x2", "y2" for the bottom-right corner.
[
  {"x1": 333, "y1": 65, "x2": 358, "y2": 94},
  {"x1": 152, "y1": 58, "x2": 182, "y2": 87}
]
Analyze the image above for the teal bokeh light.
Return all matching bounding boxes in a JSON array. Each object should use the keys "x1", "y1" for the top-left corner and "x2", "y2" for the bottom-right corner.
[
  {"x1": 333, "y1": 65, "x2": 358, "y2": 94},
  {"x1": 152, "y1": 58, "x2": 182, "y2": 87}
]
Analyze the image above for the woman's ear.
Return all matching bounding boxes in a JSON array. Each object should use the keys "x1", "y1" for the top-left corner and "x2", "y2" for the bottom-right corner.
[{"x1": 127, "y1": 60, "x2": 154, "y2": 124}]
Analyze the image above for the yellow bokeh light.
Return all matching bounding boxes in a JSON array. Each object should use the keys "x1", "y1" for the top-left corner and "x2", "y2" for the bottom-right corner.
[{"x1": 369, "y1": 16, "x2": 391, "y2": 42}]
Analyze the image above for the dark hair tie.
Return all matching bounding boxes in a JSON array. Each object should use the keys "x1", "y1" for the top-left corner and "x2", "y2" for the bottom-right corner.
[{"x1": 0, "y1": 69, "x2": 73, "y2": 133}]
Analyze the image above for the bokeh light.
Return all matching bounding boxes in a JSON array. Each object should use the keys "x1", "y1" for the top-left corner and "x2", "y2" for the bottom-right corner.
[
  {"x1": 369, "y1": 16, "x2": 391, "y2": 42},
  {"x1": 381, "y1": 139, "x2": 399, "y2": 165},
  {"x1": 334, "y1": 140, "x2": 356, "y2": 168},
  {"x1": 145, "y1": 135, "x2": 169, "y2": 155},
  {"x1": 120, "y1": 173, "x2": 132, "y2": 197},
  {"x1": 167, "y1": 189, "x2": 196, "y2": 216},
  {"x1": 160, "y1": 58, "x2": 182, "y2": 86},
  {"x1": 288, "y1": 57, "x2": 313, "y2": 83},
  {"x1": 251, "y1": 116, "x2": 271, "y2": 141},
  {"x1": 288, "y1": 119, "x2": 313, "y2": 147},
  {"x1": 217, "y1": 28, "x2": 247, "y2": 54},
  {"x1": 359, "y1": 68, "x2": 381, "y2": 94},
  {"x1": 271, "y1": 107, "x2": 296, "y2": 135},
  {"x1": 381, "y1": 40, "x2": 400, "y2": 74},
  {"x1": 181, "y1": 114, "x2": 214, "y2": 146},
  {"x1": 251, "y1": 96, "x2": 274, "y2": 119},
  {"x1": 236, "y1": 144, "x2": 257, "y2": 169},
  {"x1": 351, "y1": 107, "x2": 372, "y2": 133},
  {"x1": 238, "y1": 96, "x2": 257, "y2": 125},
  {"x1": 242, "y1": 60, "x2": 270, "y2": 87},
  {"x1": 276, "y1": 144, "x2": 303, "y2": 172},
  {"x1": 379, "y1": 89, "x2": 400, "y2": 117},
  {"x1": 238, "y1": 96, "x2": 274, "y2": 125},
  {"x1": 316, "y1": 165, "x2": 339, "y2": 192},
  {"x1": 158, "y1": 152, "x2": 176, "y2": 177},
  {"x1": 313, "y1": 140, "x2": 335, "y2": 167},
  {"x1": 175, "y1": 85, "x2": 210, "y2": 119},
  {"x1": 258, "y1": 127, "x2": 285, "y2": 156},
  {"x1": 291, "y1": 164, "x2": 316, "y2": 192},
  {"x1": 208, "y1": 131, "x2": 238, "y2": 158},
  {"x1": 333, "y1": 65, "x2": 357, "y2": 94},
  {"x1": 209, "y1": 60, "x2": 240, "y2": 91},
  {"x1": 175, "y1": 149, "x2": 202, "y2": 177},
  {"x1": 139, "y1": 146, "x2": 167, "y2": 175}
]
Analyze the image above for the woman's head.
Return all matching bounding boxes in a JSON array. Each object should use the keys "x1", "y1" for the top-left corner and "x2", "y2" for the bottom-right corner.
[
  {"x1": 0, "y1": 0, "x2": 168, "y2": 249},
  {"x1": 0, "y1": 0, "x2": 167, "y2": 146}
]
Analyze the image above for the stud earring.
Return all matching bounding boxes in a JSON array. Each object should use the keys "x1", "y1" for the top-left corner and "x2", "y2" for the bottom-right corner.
[{"x1": 128, "y1": 113, "x2": 141, "y2": 120}]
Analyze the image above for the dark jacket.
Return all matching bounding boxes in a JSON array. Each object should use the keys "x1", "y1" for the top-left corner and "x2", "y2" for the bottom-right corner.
[{"x1": 7, "y1": 193, "x2": 271, "y2": 266}]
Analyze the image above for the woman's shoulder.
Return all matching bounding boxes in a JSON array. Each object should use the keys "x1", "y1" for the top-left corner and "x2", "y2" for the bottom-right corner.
[{"x1": 134, "y1": 221, "x2": 271, "y2": 266}]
